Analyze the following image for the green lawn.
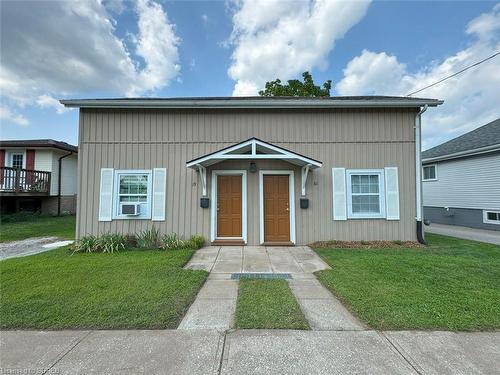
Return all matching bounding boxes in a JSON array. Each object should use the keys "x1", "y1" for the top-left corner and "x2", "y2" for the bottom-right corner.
[
  {"x1": 0, "y1": 215, "x2": 76, "y2": 242},
  {"x1": 0, "y1": 247, "x2": 208, "y2": 329},
  {"x1": 314, "y1": 234, "x2": 500, "y2": 331},
  {"x1": 235, "y1": 279, "x2": 309, "y2": 329}
]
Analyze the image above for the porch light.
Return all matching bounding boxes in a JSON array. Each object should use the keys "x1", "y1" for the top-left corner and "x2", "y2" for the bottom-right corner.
[{"x1": 249, "y1": 162, "x2": 257, "y2": 173}]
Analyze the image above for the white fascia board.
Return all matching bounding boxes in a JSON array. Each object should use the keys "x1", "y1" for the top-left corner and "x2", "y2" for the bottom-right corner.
[{"x1": 60, "y1": 98, "x2": 443, "y2": 109}]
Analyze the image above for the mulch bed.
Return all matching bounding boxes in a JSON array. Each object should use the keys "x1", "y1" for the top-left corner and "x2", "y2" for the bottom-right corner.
[{"x1": 309, "y1": 240, "x2": 422, "y2": 249}]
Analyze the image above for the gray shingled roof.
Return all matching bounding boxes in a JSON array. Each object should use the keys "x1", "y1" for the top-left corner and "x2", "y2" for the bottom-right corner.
[
  {"x1": 422, "y1": 118, "x2": 500, "y2": 160},
  {"x1": 0, "y1": 139, "x2": 77, "y2": 153}
]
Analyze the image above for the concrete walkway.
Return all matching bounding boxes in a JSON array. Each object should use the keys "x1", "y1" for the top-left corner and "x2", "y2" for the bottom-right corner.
[
  {"x1": 426, "y1": 223, "x2": 500, "y2": 245},
  {"x1": 0, "y1": 237, "x2": 74, "y2": 260},
  {"x1": 2, "y1": 329, "x2": 498, "y2": 374},
  {"x1": 184, "y1": 245, "x2": 331, "y2": 274},
  {"x1": 288, "y1": 277, "x2": 365, "y2": 330},
  {"x1": 181, "y1": 245, "x2": 364, "y2": 331}
]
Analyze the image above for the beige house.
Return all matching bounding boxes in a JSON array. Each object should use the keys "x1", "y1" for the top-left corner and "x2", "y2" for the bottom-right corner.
[{"x1": 62, "y1": 96, "x2": 442, "y2": 245}]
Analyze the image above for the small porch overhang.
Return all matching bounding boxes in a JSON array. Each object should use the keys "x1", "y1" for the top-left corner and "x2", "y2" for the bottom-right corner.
[{"x1": 186, "y1": 138, "x2": 322, "y2": 196}]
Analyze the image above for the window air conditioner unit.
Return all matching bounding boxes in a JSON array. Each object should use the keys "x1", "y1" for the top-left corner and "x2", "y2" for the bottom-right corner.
[{"x1": 121, "y1": 203, "x2": 141, "y2": 216}]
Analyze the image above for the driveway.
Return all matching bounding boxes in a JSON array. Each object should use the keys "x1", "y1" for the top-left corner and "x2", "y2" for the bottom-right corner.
[
  {"x1": 426, "y1": 223, "x2": 500, "y2": 245},
  {"x1": 0, "y1": 237, "x2": 74, "y2": 260},
  {"x1": 1, "y1": 329, "x2": 498, "y2": 374}
]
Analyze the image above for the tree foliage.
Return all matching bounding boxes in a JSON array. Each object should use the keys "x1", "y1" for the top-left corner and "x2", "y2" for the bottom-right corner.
[{"x1": 259, "y1": 72, "x2": 332, "y2": 97}]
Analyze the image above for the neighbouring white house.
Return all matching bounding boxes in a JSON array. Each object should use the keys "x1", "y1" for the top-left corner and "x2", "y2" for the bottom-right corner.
[
  {"x1": 422, "y1": 118, "x2": 500, "y2": 231},
  {"x1": 0, "y1": 139, "x2": 78, "y2": 215}
]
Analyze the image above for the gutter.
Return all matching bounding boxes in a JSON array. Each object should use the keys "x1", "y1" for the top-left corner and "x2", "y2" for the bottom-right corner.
[
  {"x1": 422, "y1": 143, "x2": 500, "y2": 163},
  {"x1": 57, "y1": 151, "x2": 73, "y2": 216},
  {"x1": 415, "y1": 105, "x2": 428, "y2": 244},
  {"x1": 60, "y1": 98, "x2": 443, "y2": 109}
]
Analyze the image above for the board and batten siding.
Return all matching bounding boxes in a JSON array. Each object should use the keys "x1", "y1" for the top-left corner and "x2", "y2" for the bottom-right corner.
[
  {"x1": 423, "y1": 152, "x2": 500, "y2": 210},
  {"x1": 77, "y1": 108, "x2": 418, "y2": 243}
]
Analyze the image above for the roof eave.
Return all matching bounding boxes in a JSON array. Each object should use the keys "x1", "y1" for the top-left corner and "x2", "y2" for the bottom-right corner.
[
  {"x1": 422, "y1": 143, "x2": 500, "y2": 163},
  {"x1": 60, "y1": 98, "x2": 443, "y2": 109}
]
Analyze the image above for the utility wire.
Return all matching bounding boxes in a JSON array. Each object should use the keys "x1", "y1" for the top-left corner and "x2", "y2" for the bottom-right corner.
[{"x1": 406, "y1": 51, "x2": 500, "y2": 96}]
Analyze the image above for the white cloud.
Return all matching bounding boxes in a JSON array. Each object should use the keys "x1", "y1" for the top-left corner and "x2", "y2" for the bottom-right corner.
[
  {"x1": 0, "y1": 0, "x2": 180, "y2": 118},
  {"x1": 227, "y1": 0, "x2": 371, "y2": 96},
  {"x1": 128, "y1": 0, "x2": 181, "y2": 96},
  {"x1": 36, "y1": 95, "x2": 70, "y2": 114},
  {"x1": 336, "y1": 4, "x2": 500, "y2": 149},
  {"x1": 0, "y1": 106, "x2": 29, "y2": 126},
  {"x1": 201, "y1": 14, "x2": 208, "y2": 23}
]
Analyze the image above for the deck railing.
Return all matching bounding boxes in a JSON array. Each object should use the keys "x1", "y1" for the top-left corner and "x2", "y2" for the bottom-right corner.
[{"x1": 0, "y1": 167, "x2": 51, "y2": 194}]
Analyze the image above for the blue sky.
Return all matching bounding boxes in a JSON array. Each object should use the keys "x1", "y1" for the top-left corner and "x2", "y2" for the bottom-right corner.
[{"x1": 1, "y1": 0, "x2": 499, "y2": 149}]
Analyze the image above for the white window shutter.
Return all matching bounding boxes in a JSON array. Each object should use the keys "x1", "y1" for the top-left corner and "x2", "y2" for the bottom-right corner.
[
  {"x1": 332, "y1": 168, "x2": 347, "y2": 221},
  {"x1": 98, "y1": 168, "x2": 114, "y2": 222},
  {"x1": 152, "y1": 168, "x2": 167, "y2": 221},
  {"x1": 385, "y1": 167, "x2": 400, "y2": 220}
]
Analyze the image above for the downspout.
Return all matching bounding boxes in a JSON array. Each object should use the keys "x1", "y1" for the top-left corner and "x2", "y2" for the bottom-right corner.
[
  {"x1": 415, "y1": 105, "x2": 428, "y2": 244},
  {"x1": 58, "y1": 151, "x2": 73, "y2": 216}
]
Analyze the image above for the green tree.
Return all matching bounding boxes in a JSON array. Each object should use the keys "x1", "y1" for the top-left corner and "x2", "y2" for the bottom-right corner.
[{"x1": 259, "y1": 71, "x2": 332, "y2": 97}]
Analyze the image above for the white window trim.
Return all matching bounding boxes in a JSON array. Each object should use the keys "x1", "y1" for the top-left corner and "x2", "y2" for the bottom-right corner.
[
  {"x1": 422, "y1": 164, "x2": 438, "y2": 181},
  {"x1": 210, "y1": 170, "x2": 248, "y2": 243},
  {"x1": 346, "y1": 169, "x2": 386, "y2": 219},
  {"x1": 112, "y1": 169, "x2": 153, "y2": 220},
  {"x1": 6, "y1": 150, "x2": 26, "y2": 169},
  {"x1": 483, "y1": 210, "x2": 500, "y2": 225},
  {"x1": 258, "y1": 170, "x2": 296, "y2": 244}
]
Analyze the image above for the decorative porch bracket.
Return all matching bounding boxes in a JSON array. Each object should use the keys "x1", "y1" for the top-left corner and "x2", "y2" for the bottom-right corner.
[
  {"x1": 196, "y1": 164, "x2": 207, "y2": 196},
  {"x1": 301, "y1": 164, "x2": 312, "y2": 196}
]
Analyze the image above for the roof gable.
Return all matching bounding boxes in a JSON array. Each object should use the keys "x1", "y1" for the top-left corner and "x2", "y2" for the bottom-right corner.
[{"x1": 186, "y1": 138, "x2": 322, "y2": 168}]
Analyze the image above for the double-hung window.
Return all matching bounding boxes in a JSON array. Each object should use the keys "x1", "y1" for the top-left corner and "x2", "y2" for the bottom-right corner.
[
  {"x1": 113, "y1": 170, "x2": 152, "y2": 219},
  {"x1": 346, "y1": 169, "x2": 386, "y2": 219}
]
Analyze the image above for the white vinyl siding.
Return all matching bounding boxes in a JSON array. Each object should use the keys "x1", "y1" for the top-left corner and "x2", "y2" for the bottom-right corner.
[
  {"x1": 34, "y1": 150, "x2": 52, "y2": 172},
  {"x1": 60, "y1": 155, "x2": 78, "y2": 196},
  {"x1": 423, "y1": 153, "x2": 500, "y2": 210}
]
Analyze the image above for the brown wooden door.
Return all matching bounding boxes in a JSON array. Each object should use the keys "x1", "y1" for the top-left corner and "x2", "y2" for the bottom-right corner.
[
  {"x1": 217, "y1": 175, "x2": 242, "y2": 238},
  {"x1": 264, "y1": 175, "x2": 290, "y2": 242}
]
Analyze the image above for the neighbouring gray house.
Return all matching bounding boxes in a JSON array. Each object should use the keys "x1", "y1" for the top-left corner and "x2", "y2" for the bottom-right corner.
[
  {"x1": 0, "y1": 139, "x2": 78, "y2": 215},
  {"x1": 61, "y1": 96, "x2": 442, "y2": 245},
  {"x1": 423, "y1": 118, "x2": 500, "y2": 231}
]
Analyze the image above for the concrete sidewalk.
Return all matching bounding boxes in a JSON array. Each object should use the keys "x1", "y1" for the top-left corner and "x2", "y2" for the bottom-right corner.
[
  {"x1": 426, "y1": 223, "x2": 500, "y2": 245},
  {"x1": 1, "y1": 329, "x2": 498, "y2": 374}
]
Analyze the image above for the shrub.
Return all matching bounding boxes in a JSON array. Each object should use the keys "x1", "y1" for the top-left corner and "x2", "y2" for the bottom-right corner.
[
  {"x1": 161, "y1": 233, "x2": 205, "y2": 250},
  {"x1": 72, "y1": 235, "x2": 99, "y2": 253},
  {"x1": 187, "y1": 235, "x2": 205, "y2": 249},
  {"x1": 98, "y1": 233, "x2": 127, "y2": 253},
  {"x1": 136, "y1": 227, "x2": 162, "y2": 248},
  {"x1": 162, "y1": 233, "x2": 186, "y2": 250},
  {"x1": 73, "y1": 233, "x2": 127, "y2": 253}
]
